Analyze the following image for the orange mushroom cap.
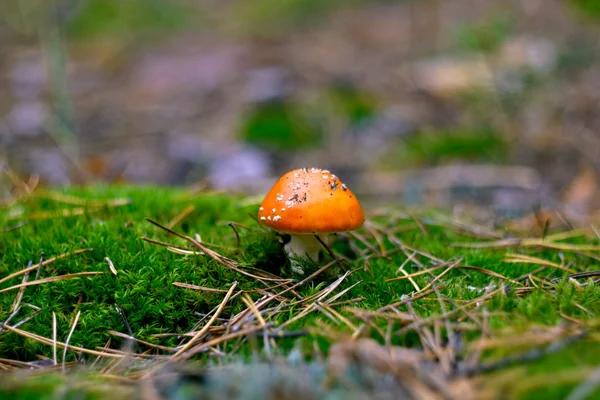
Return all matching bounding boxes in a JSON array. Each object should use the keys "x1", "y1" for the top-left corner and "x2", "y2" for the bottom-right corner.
[{"x1": 258, "y1": 168, "x2": 364, "y2": 234}]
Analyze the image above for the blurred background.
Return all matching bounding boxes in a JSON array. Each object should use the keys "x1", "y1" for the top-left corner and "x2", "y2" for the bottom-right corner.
[{"x1": 2, "y1": 0, "x2": 600, "y2": 225}]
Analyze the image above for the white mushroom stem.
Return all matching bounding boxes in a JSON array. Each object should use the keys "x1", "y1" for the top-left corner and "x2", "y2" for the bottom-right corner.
[{"x1": 285, "y1": 234, "x2": 326, "y2": 274}]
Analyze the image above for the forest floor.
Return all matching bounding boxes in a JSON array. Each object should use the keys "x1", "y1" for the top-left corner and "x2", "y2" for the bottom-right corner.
[{"x1": 1, "y1": 180, "x2": 600, "y2": 399}]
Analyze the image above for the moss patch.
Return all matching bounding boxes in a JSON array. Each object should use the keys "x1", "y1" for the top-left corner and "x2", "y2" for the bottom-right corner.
[{"x1": 1, "y1": 185, "x2": 600, "y2": 398}]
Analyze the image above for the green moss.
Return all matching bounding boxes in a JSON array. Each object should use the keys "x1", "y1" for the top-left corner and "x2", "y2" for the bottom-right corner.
[
  {"x1": 241, "y1": 100, "x2": 323, "y2": 152},
  {"x1": 1, "y1": 185, "x2": 600, "y2": 397},
  {"x1": 66, "y1": 0, "x2": 193, "y2": 38},
  {"x1": 327, "y1": 81, "x2": 378, "y2": 125},
  {"x1": 455, "y1": 14, "x2": 514, "y2": 54},
  {"x1": 394, "y1": 128, "x2": 509, "y2": 167},
  {"x1": 229, "y1": 0, "x2": 397, "y2": 38},
  {"x1": 570, "y1": 0, "x2": 600, "y2": 19},
  {"x1": 0, "y1": 371, "x2": 134, "y2": 400}
]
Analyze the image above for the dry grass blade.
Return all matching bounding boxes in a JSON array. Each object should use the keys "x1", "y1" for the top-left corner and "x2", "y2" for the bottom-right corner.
[
  {"x1": 409, "y1": 213, "x2": 429, "y2": 237},
  {"x1": 441, "y1": 217, "x2": 504, "y2": 239},
  {"x1": 34, "y1": 253, "x2": 44, "y2": 281},
  {"x1": 364, "y1": 221, "x2": 387, "y2": 254},
  {"x1": 456, "y1": 265, "x2": 522, "y2": 286},
  {"x1": 397, "y1": 288, "x2": 503, "y2": 335},
  {"x1": 388, "y1": 236, "x2": 446, "y2": 264},
  {"x1": 167, "y1": 205, "x2": 196, "y2": 229},
  {"x1": 145, "y1": 218, "x2": 286, "y2": 282},
  {"x1": 566, "y1": 365, "x2": 600, "y2": 400},
  {"x1": 454, "y1": 237, "x2": 600, "y2": 252},
  {"x1": 52, "y1": 312, "x2": 57, "y2": 365},
  {"x1": 276, "y1": 272, "x2": 353, "y2": 330},
  {"x1": 276, "y1": 304, "x2": 318, "y2": 331},
  {"x1": 386, "y1": 264, "x2": 449, "y2": 282},
  {"x1": 172, "y1": 283, "x2": 230, "y2": 293},
  {"x1": 322, "y1": 279, "x2": 362, "y2": 306},
  {"x1": 62, "y1": 310, "x2": 81, "y2": 371},
  {"x1": 543, "y1": 229, "x2": 591, "y2": 242},
  {"x1": 451, "y1": 238, "x2": 527, "y2": 249},
  {"x1": 173, "y1": 281, "x2": 238, "y2": 359},
  {"x1": 504, "y1": 253, "x2": 577, "y2": 274},
  {"x1": 141, "y1": 236, "x2": 230, "y2": 251},
  {"x1": 349, "y1": 231, "x2": 380, "y2": 254},
  {"x1": 3, "y1": 222, "x2": 27, "y2": 232},
  {"x1": 459, "y1": 330, "x2": 588, "y2": 376},
  {"x1": 0, "y1": 272, "x2": 103, "y2": 294},
  {"x1": 431, "y1": 281, "x2": 456, "y2": 375},
  {"x1": 95, "y1": 347, "x2": 169, "y2": 359},
  {"x1": 107, "y1": 331, "x2": 176, "y2": 352},
  {"x1": 257, "y1": 297, "x2": 364, "y2": 324},
  {"x1": 175, "y1": 324, "x2": 268, "y2": 362},
  {"x1": 528, "y1": 274, "x2": 554, "y2": 291},
  {"x1": 2, "y1": 167, "x2": 37, "y2": 199},
  {"x1": 174, "y1": 279, "x2": 293, "y2": 294},
  {"x1": 228, "y1": 222, "x2": 241, "y2": 250},
  {"x1": 6, "y1": 206, "x2": 114, "y2": 221},
  {"x1": 318, "y1": 302, "x2": 357, "y2": 331},
  {"x1": 34, "y1": 192, "x2": 132, "y2": 207},
  {"x1": 241, "y1": 294, "x2": 267, "y2": 327},
  {"x1": 0, "y1": 305, "x2": 21, "y2": 332},
  {"x1": 227, "y1": 260, "x2": 339, "y2": 330},
  {"x1": 404, "y1": 302, "x2": 436, "y2": 355},
  {"x1": 0, "y1": 358, "x2": 41, "y2": 369},
  {"x1": 105, "y1": 257, "x2": 118, "y2": 275},
  {"x1": 10, "y1": 271, "x2": 29, "y2": 313},
  {"x1": 377, "y1": 283, "x2": 447, "y2": 312},
  {"x1": 278, "y1": 259, "x2": 338, "y2": 297},
  {"x1": 0, "y1": 248, "x2": 93, "y2": 285},
  {"x1": 554, "y1": 270, "x2": 600, "y2": 283},
  {"x1": 482, "y1": 366, "x2": 597, "y2": 398},
  {"x1": 469, "y1": 326, "x2": 574, "y2": 352},
  {"x1": 141, "y1": 237, "x2": 206, "y2": 256},
  {"x1": 2, "y1": 306, "x2": 42, "y2": 333},
  {"x1": 394, "y1": 252, "x2": 420, "y2": 291},
  {"x1": 185, "y1": 291, "x2": 243, "y2": 336},
  {"x1": 313, "y1": 304, "x2": 343, "y2": 327},
  {"x1": 314, "y1": 233, "x2": 346, "y2": 269},
  {"x1": 307, "y1": 270, "x2": 352, "y2": 304},
  {"x1": 164, "y1": 247, "x2": 205, "y2": 256},
  {"x1": 417, "y1": 259, "x2": 462, "y2": 294},
  {"x1": 345, "y1": 307, "x2": 416, "y2": 322}
]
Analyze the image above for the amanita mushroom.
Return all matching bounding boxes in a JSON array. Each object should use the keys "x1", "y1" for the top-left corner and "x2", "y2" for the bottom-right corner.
[{"x1": 258, "y1": 167, "x2": 364, "y2": 274}]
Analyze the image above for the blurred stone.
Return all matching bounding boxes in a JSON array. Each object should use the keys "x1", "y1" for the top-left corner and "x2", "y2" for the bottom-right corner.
[
  {"x1": 0, "y1": 0, "x2": 589, "y2": 222},
  {"x1": 411, "y1": 36, "x2": 556, "y2": 98},
  {"x1": 118, "y1": 148, "x2": 170, "y2": 184},
  {"x1": 208, "y1": 146, "x2": 271, "y2": 192},
  {"x1": 166, "y1": 133, "x2": 216, "y2": 185},
  {"x1": 9, "y1": 53, "x2": 47, "y2": 100},
  {"x1": 491, "y1": 187, "x2": 546, "y2": 218},
  {"x1": 25, "y1": 148, "x2": 70, "y2": 186},
  {"x1": 560, "y1": 165, "x2": 600, "y2": 225},
  {"x1": 494, "y1": 36, "x2": 557, "y2": 95},
  {"x1": 495, "y1": 69, "x2": 525, "y2": 94},
  {"x1": 411, "y1": 56, "x2": 494, "y2": 97},
  {"x1": 130, "y1": 46, "x2": 242, "y2": 97},
  {"x1": 65, "y1": 60, "x2": 112, "y2": 96},
  {"x1": 357, "y1": 164, "x2": 542, "y2": 210},
  {"x1": 347, "y1": 105, "x2": 413, "y2": 165},
  {"x1": 5, "y1": 101, "x2": 47, "y2": 136},
  {"x1": 167, "y1": 133, "x2": 213, "y2": 163},
  {"x1": 0, "y1": 120, "x2": 10, "y2": 142},
  {"x1": 498, "y1": 36, "x2": 557, "y2": 73},
  {"x1": 244, "y1": 67, "x2": 291, "y2": 103}
]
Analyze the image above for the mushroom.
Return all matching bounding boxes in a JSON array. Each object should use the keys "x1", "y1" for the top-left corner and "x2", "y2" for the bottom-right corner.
[{"x1": 257, "y1": 167, "x2": 364, "y2": 274}]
